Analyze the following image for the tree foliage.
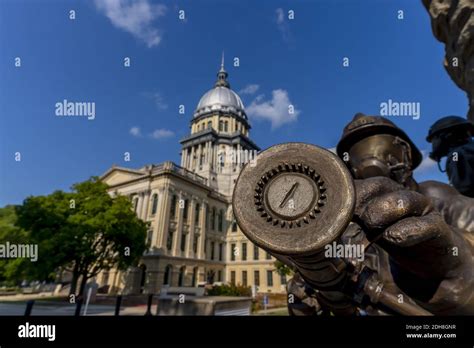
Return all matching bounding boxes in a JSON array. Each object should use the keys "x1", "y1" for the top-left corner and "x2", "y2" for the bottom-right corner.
[
  {"x1": 0, "y1": 205, "x2": 32, "y2": 284},
  {"x1": 274, "y1": 260, "x2": 294, "y2": 277},
  {"x1": 11, "y1": 177, "x2": 148, "y2": 295}
]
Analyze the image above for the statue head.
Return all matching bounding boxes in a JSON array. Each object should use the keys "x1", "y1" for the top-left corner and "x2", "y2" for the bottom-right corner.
[{"x1": 337, "y1": 113, "x2": 422, "y2": 187}]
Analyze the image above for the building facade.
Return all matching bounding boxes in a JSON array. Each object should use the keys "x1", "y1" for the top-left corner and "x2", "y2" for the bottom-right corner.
[{"x1": 98, "y1": 59, "x2": 288, "y2": 295}]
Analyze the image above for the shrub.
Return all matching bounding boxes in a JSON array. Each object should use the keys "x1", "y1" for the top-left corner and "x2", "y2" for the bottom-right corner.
[{"x1": 207, "y1": 283, "x2": 251, "y2": 297}]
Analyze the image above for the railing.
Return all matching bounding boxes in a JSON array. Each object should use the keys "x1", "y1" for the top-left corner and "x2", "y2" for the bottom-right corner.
[{"x1": 153, "y1": 162, "x2": 208, "y2": 186}]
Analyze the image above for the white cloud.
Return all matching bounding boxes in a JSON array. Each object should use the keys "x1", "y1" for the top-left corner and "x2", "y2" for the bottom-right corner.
[
  {"x1": 239, "y1": 84, "x2": 260, "y2": 95},
  {"x1": 275, "y1": 8, "x2": 291, "y2": 42},
  {"x1": 129, "y1": 126, "x2": 142, "y2": 137},
  {"x1": 415, "y1": 150, "x2": 438, "y2": 174},
  {"x1": 246, "y1": 89, "x2": 300, "y2": 129},
  {"x1": 94, "y1": 0, "x2": 166, "y2": 48},
  {"x1": 144, "y1": 91, "x2": 168, "y2": 110},
  {"x1": 150, "y1": 128, "x2": 174, "y2": 139}
]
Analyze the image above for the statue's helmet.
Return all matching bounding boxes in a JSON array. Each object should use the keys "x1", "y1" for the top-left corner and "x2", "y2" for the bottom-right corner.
[
  {"x1": 336, "y1": 113, "x2": 423, "y2": 173},
  {"x1": 426, "y1": 115, "x2": 474, "y2": 142}
]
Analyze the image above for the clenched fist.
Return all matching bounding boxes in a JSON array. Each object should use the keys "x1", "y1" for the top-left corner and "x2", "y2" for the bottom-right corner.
[{"x1": 354, "y1": 176, "x2": 474, "y2": 314}]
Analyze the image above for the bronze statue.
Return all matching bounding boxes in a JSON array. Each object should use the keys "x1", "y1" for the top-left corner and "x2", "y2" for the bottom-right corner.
[
  {"x1": 426, "y1": 116, "x2": 474, "y2": 197},
  {"x1": 233, "y1": 113, "x2": 474, "y2": 315}
]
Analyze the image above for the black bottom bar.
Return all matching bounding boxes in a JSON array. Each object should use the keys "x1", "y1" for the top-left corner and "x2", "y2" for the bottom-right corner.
[{"x1": 1, "y1": 316, "x2": 474, "y2": 346}]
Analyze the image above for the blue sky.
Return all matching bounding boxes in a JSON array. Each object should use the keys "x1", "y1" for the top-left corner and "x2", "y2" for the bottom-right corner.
[{"x1": 0, "y1": 0, "x2": 468, "y2": 206}]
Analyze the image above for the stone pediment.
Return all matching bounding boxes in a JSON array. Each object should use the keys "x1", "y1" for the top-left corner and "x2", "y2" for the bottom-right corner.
[{"x1": 100, "y1": 166, "x2": 146, "y2": 186}]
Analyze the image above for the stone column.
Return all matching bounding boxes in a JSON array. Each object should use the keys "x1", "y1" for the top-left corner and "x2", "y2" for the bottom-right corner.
[
  {"x1": 198, "y1": 201, "x2": 207, "y2": 259},
  {"x1": 141, "y1": 190, "x2": 151, "y2": 220},
  {"x1": 172, "y1": 191, "x2": 184, "y2": 256},
  {"x1": 156, "y1": 186, "x2": 171, "y2": 249},
  {"x1": 136, "y1": 193, "x2": 144, "y2": 218},
  {"x1": 181, "y1": 146, "x2": 187, "y2": 168},
  {"x1": 187, "y1": 198, "x2": 196, "y2": 258}
]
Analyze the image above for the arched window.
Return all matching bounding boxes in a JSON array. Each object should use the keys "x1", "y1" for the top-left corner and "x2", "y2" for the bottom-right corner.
[
  {"x1": 178, "y1": 266, "x2": 186, "y2": 286},
  {"x1": 207, "y1": 121, "x2": 212, "y2": 129},
  {"x1": 224, "y1": 121, "x2": 228, "y2": 132},
  {"x1": 219, "y1": 120, "x2": 224, "y2": 131},
  {"x1": 151, "y1": 193, "x2": 159, "y2": 215},
  {"x1": 163, "y1": 264, "x2": 173, "y2": 285}
]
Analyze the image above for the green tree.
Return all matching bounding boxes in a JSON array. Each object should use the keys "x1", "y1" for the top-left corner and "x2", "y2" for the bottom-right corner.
[
  {"x1": 274, "y1": 260, "x2": 293, "y2": 277},
  {"x1": 0, "y1": 205, "x2": 32, "y2": 285},
  {"x1": 15, "y1": 177, "x2": 148, "y2": 296}
]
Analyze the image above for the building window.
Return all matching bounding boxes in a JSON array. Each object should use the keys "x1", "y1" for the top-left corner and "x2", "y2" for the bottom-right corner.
[
  {"x1": 211, "y1": 207, "x2": 216, "y2": 230},
  {"x1": 207, "y1": 270, "x2": 215, "y2": 284},
  {"x1": 242, "y1": 271, "x2": 248, "y2": 286},
  {"x1": 232, "y1": 220, "x2": 237, "y2": 232},
  {"x1": 224, "y1": 121, "x2": 228, "y2": 132},
  {"x1": 230, "y1": 271, "x2": 236, "y2": 285},
  {"x1": 219, "y1": 243, "x2": 223, "y2": 261},
  {"x1": 218, "y1": 270, "x2": 222, "y2": 282},
  {"x1": 170, "y1": 195, "x2": 177, "y2": 219},
  {"x1": 204, "y1": 238, "x2": 208, "y2": 255},
  {"x1": 178, "y1": 266, "x2": 186, "y2": 286},
  {"x1": 166, "y1": 231, "x2": 173, "y2": 251},
  {"x1": 218, "y1": 209, "x2": 224, "y2": 232},
  {"x1": 211, "y1": 241, "x2": 215, "y2": 260},
  {"x1": 254, "y1": 270, "x2": 260, "y2": 286},
  {"x1": 195, "y1": 203, "x2": 200, "y2": 224},
  {"x1": 192, "y1": 267, "x2": 198, "y2": 287},
  {"x1": 147, "y1": 227, "x2": 153, "y2": 245},
  {"x1": 266, "y1": 252, "x2": 272, "y2": 260},
  {"x1": 280, "y1": 274, "x2": 287, "y2": 285},
  {"x1": 193, "y1": 235, "x2": 199, "y2": 253},
  {"x1": 267, "y1": 270, "x2": 273, "y2": 287},
  {"x1": 163, "y1": 265, "x2": 172, "y2": 285},
  {"x1": 230, "y1": 243, "x2": 236, "y2": 261},
  {"x1": 219, "y1": 120, "x2": 224, "y2": 131},
  {"x1": 183, "y1": 199, "x2": 189, "y2": 221},
  {"x1": 180, "y1": 233, "x2": 186, "y2": 252},
  {"x1": 133, "y1": 196, "x2": 139, "y2": 213},
  {"x1": 253, "y1": 245, "x2": 259, "y2": 260},
  {"x1": 242, "y1": 243, "x2": 247, "y2": 261},
  {"x1": 151, "y1": 194, "x2": 159, "y2": 215},
  {"x1": 207, "y1": 121, "x2": 212, "y2": 129}
]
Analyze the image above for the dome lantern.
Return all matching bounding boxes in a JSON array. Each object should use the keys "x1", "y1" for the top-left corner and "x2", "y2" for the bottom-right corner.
[
  {"x1": 193, "y1": 53, "x2": 247, "y2": 120},
  {"x1": 215, "y1": 52, "x2": 230, "y2": 88}
]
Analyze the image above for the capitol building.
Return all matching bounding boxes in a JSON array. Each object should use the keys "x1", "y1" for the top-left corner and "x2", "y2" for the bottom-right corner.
[{"x1": 98, "y1": 59, "x2": 287, "y2": 295}]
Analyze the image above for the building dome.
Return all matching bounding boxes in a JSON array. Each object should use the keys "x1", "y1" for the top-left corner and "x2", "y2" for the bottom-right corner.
[
  {"x1": 193, "y1": 55, "x2": 247, "y2": 120},
  {"x1": 194, "y1": 86, "x2": 246, "y2": 119}
]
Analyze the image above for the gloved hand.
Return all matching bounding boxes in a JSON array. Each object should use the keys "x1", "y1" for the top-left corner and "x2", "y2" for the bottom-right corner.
[
  {"x1": 286, "y1": 272, "x2": 322, "y2": 316},
  {"x1": 354, "y1": 176, "x2": 474, "y2": 314}
]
